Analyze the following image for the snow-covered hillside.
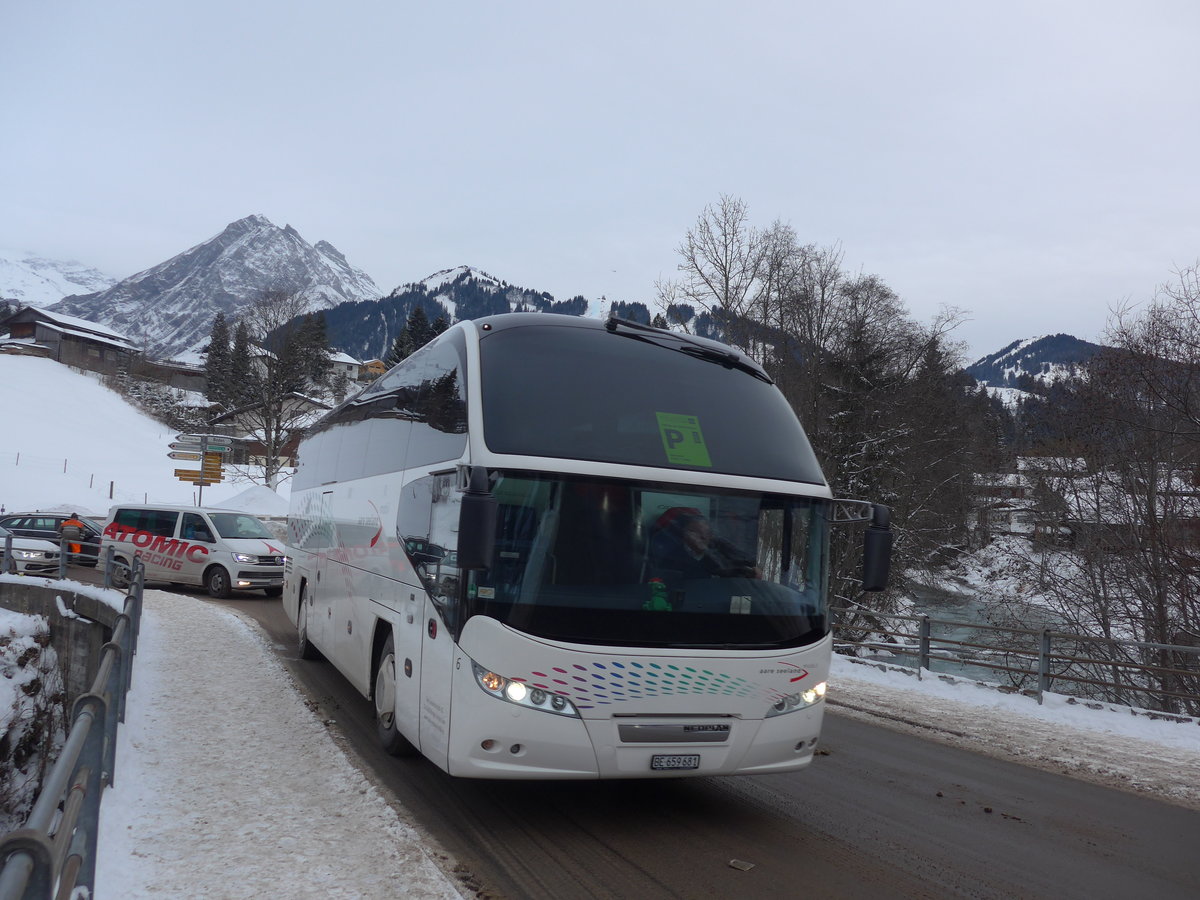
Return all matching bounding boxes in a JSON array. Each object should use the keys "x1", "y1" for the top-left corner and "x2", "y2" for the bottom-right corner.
[
  {"x1": 0, "y1": 355, "x2": 287, "y2": 517},
  {"x1": 0, "y1": 250, "x2": 115, "y2": 307},
  {"x1": 965, "y1": 333, "x2": 1103, "y2": 389}
]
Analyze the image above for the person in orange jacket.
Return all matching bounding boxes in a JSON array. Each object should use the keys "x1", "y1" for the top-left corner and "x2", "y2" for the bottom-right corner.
[{"x1": 60, "y1": 513, "x2": 87, "y2": 559}]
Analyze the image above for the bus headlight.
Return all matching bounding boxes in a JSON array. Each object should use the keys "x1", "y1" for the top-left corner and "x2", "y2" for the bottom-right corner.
[
  {"x1": 766, "y1": 681, "x2": 826, "y2": 717},
  {"x1": 471, "y1": 661, "x2": 580, "y2": 718}
]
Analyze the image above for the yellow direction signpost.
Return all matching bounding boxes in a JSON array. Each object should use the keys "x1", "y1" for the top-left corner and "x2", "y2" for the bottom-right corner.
[
  {"x1": 201, "y1": 452, "x2": 224, "y2": 481},
  {"x1": 168, "y1": 434, "x2": 232, "y2": 504}
]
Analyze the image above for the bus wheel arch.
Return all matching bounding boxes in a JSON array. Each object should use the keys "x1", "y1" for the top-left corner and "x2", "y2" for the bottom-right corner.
[
  {"x1": 372, "y1": 628, "x2": 418, "y2": 757},
  {"x1": 297, "y1": 579, "x2": 321, "y2": 660}
]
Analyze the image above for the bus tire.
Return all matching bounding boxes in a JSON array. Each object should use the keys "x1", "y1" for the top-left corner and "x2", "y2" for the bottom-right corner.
[
  {"x1": 205, "y1": 566, "x2": 233, "y2": 599},
  {"x1": 297, "y1": 584, "x2": 321, "y2": 660},
  {"x1": 375, "y1": 633, "x2": 418, "y2": 757}
]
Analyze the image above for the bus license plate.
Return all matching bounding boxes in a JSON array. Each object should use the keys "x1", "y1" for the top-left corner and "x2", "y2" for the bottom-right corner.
[{"x1": 651, "y1": 754, "x2": 700, "y2": 771}]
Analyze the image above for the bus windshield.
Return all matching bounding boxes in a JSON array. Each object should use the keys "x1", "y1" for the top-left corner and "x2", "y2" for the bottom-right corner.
[
  {"x1": 465, "y1": 473, "x2": 829, "y2": 649},
  {"x1": 479, "y1": 321, "x2": 826, "y2": 484}
]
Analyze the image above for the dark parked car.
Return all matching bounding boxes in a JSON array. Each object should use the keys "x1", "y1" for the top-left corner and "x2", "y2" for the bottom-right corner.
[{"x1": 0, "y1": 512, "x2": 103, "y2": 566}]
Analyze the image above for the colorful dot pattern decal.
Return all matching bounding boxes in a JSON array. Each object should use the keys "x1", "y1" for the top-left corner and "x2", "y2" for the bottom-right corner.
[{"x1": 514, "y1": 659, "x2": 805, "y2": 710}]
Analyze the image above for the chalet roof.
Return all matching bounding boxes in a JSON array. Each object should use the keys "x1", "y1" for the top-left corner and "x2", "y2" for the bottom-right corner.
[
  {"x1": 19, "y1": 306, "x2": 134, "y2": 343},
  {"x1": 35, "y1": 320, "x2": 140, "y2": 353},
  {"x1": 1051, "y1": 472, "x2": 1200, "y2": 523}
]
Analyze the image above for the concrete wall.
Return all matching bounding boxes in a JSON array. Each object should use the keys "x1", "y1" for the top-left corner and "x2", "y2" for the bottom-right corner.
[{"x1": 0, "y1": 582, "x2": 122, "y2": 702}]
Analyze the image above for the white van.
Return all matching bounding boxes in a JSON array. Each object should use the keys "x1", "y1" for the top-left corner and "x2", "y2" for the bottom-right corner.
[{"x1": 100, "y1": 504, "x2": 286, "y2": 598}]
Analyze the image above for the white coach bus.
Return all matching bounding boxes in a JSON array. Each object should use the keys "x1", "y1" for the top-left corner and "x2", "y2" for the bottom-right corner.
[{"x1": 283, "y1": 313, "x2": 891, "y2": 779}]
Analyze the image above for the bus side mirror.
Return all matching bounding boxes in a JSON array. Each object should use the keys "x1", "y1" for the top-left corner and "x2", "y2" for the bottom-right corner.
[
  {"x1": 862, "y1": 503, "x2": 892, "y2": 592},
  {"x1": 458, "y1": 467, "x2": 496, "y2": 571}
]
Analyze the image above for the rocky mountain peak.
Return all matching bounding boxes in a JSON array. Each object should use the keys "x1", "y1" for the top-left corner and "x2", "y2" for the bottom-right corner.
[{"x1": 48, "y1": 216, "x2": 380, "y2": 360}]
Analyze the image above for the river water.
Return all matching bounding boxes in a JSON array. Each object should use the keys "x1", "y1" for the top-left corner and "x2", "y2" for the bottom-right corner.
[{"x1": 865, "y1": 581, "x2": 1064, "y2": 689}]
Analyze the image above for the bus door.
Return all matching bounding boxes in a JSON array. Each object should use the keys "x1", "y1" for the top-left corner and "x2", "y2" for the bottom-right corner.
[
  {"x1": 397, "y1": 471, "x2": 459, "y2": 763},
  {"x1": 309, "y1": 490, "x2": 337, "y2": 655}
]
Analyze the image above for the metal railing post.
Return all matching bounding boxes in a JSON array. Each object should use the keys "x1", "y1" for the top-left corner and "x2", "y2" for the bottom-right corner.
[
  {"x1": 0, "y1": 830, "x2": 54, "y2": 899},
  {"x1": 918, "y1": 616, "x2": 931, "y2": 678},
  {"x1": 102, "y1": 545, "x2": 115, "y2": 590},
  {"x1": 1037, "y1": 630, "x2": 1052, "y2": 704},
  {"x1": 2, "y1": 534, "x2": 13, "y2": 575}
]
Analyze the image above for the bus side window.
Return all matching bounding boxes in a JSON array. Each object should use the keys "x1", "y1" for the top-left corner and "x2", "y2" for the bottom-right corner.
[{"x1": 404, "y1": 338, "x2": 468, "y2": 469}]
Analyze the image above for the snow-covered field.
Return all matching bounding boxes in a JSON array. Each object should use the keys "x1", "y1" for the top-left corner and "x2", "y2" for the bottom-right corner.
[{"x1": 0, "y1": 354, "x2": 289, "y2": 518}]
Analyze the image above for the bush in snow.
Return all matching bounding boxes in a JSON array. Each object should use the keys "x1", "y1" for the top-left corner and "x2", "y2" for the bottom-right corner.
[{"x1": 0, "y1": 611, "x2": 68, "y2": 832}]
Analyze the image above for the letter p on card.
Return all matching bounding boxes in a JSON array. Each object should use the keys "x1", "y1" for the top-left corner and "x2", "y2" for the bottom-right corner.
[{"x1": 656, "y1": 412, "x2": 712, "y2": 467}]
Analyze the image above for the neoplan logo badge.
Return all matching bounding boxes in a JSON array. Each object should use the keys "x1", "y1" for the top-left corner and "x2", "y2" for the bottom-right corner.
[{"x1": 656, "y1": 412, "x2": 712, "y2": 467}]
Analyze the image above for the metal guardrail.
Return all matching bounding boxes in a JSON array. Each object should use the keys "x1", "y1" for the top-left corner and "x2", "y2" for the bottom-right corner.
[
  {"x1": 833, "y1": 605, "x2": 1200, "y2": 717},
  {"x1": 0, "y1": 555, "x2": 144, "y2": 900}
]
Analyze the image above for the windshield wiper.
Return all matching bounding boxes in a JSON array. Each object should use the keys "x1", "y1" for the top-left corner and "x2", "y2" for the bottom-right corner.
[
  {"x1": 604, "y1": 315, "x2": 773, "y2": 384},
  {"x1": 675, "y1": 344, "x2": 772, "y2": 382}
]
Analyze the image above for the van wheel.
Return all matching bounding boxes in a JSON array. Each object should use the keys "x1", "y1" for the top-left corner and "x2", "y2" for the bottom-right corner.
[
  {"x1": 263, "y1": 586, "x2": 282, "y2": 597},
  {"x1": 374, "y1": 633, "x2": 418, "y2": 757},
  {"x1": 110, "y1": 557, "x2": 131, "y2": 590},
  {"x1": 205, "y1": 566, "x2": 232, "y2": 599},
  {"x1": 297, "y1": 584, "x2": 320, "y2": 660}
]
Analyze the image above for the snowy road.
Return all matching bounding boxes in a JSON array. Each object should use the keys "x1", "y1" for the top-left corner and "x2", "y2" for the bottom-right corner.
[{"x1": 218, "y1": 593, "x2": 1200, "y2": 899}]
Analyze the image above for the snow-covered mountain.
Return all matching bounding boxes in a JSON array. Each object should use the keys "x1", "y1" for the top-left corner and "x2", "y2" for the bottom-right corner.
[
  {"x1": 965, "y1": 334, "x2": 1104, "y2": 391},
  {"x1": 0, "y1": 250, "x2": 116, "y2": 307},
  {"x1": 48, "y1": 215, "x2": 380, "y2": 360},
  {"x1": 318, "y1": 264, "x2": 610, "y2": 361}
]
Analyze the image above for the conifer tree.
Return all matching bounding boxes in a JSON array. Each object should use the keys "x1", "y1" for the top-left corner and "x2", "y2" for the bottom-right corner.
[
  {"x1": 204, "y1": 312, "x2": 232, "y2": 406},
  {"x1": 229, "y1": 320, "x2": 253, "y2": 406},
  {"x1": 385, "y1": 306, "x2": 442, "y2": 367},
  {"x1": 385, "y1": 330, "x2": 413, "y2": 368},
  {"x1": 406, "y1": 306, "x2": 435, "y2": 350}
]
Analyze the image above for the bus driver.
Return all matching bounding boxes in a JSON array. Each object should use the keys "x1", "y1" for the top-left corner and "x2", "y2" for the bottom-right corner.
[{"x1": 648, "y1": 507, "x2": 758, "y2": 583}]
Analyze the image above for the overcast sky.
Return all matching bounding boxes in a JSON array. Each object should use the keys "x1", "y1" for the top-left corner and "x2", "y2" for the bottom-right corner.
[{"x1": 3, "y1": 1, "x2": 1198, "y2": 360}]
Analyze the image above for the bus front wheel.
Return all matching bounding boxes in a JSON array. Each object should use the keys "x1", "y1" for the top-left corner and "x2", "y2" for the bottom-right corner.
[{"x1": 374, "y1": 633, "x2": 418, "y2": 757}]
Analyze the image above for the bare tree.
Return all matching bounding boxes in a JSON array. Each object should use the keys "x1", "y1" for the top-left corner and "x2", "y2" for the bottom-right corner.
[
  {"x1": 994, "y1": 268, "x2": 1200, "y2": 713},
  {"x1": 213, "y1": 290, "x2": 334, "y2": 490},
  {"x1": 656, "y1": 194, "x2": 766, "y2": 351},
  {"x1": 658, "y1": 196, "x2": 978, "y2": 607}
]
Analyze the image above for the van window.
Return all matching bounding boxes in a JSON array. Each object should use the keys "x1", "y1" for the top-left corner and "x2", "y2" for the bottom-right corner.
[
  {"x1": 181, "y1": 513, "x2": 215, "y2": 542},
  {"x1": 114, "y1": 508, "x2": 179, "y2": 537},
  {"x1": 208, "y1": 513, "x2": 273, "y2": 540}
]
